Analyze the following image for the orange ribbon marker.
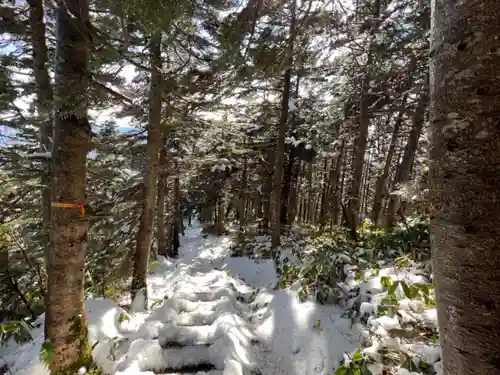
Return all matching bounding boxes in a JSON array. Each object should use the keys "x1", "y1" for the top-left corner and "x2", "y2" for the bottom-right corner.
[{"x1": 51, "y1": 200, "x2": 87, "y2": 216}]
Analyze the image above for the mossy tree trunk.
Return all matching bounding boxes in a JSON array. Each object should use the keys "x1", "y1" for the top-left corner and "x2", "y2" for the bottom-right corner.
[
  {"x1": 47, "y1": 0, "x2": 93, "y2": 372},
  {"x1": 430, "y1": 0, "x2": 500, "y2": 373}
]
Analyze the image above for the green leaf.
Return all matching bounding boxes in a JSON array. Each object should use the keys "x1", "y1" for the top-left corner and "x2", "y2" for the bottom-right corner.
[
  {"x1": 40, "y1": 341, "x2": 53, "y2": 366},
  {"x1": 401, "y1": 281, "x2": 412, "y2": 299},
  {"x1": 352, "y1": 351, "x2": 362, "y2": 361},
  {"x1": 333, "y1": 365, "x2": 347, "y2": 375},
  {"x1": 380, "y1": 276, "x2": 391, "y2": 289},
  {"x1": 351, "y1": 367, "x2": 361, "y2": 375},
  {"x1": 388, "y1": 280, "x2": 399, "y2": 296},
  {"x1": 418, "y1": 284, "x2": 430, "y2": 297},
  {"x1": 410, "y1": 285, "x2": 420, "y2": 299}
]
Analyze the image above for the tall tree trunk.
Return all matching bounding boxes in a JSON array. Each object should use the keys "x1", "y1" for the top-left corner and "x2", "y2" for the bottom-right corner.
[
  {"x1": 262, "y1": 150, "x2": 274, "y2": 230},
  {"x1": 28, "y1": 0, "x2": 53, "y2": 229},
  {"x1": 319, "y1": 158, "x2": 329, "y2": 226},
  {"x1": 239, "y1": 146, "x2": 248, "y2": 230},
  {"x1": 306, "y1": 160, "x2": 314, "y2": 222},
  {"x1": 329, "y1": 140, "x2": 345, "y2": 227},
  {"x1": 346, "y1": 78, "x2": 370, "y2": 234},
  {"x1": 371, "y1": 105, "x2": 405, "y2": 224},
  {"x1": 157, "y1": 142, "x2": 167, "y2": 257},
  {"x1": 174, "y1": 157, "x2": 183, "y2": 238},
  {"x1": 271, "y1": 0, "x2": 296, "y2": 248},
  {"x1": 336, "y1": 152, "x2": 347, "y2": 227},
  {"x1": 386, "y1": 88, "x2": 427, "y2": 228},
  {"x1": 280, "y1": 76, "x2": 300, "y2": 225},
  {"x1": 280, "y1": 148, "x2": 294, "y2": 225},
  {"x1": 131, "y1": 34, "x2": 162, "y2": 307},
  {"x1": 346, "y1": 0, "x2": 381, "y2": 235},
  {"x1": 287, "y1": 159, "x2": 301, "y2": 225},
  {"x1": 430, "y1": 1, "x2": 500, "y2": 373},
  {"x1": 47, "y1": 0, "x2": 93, "y2": 372},
  {"x1": 360, "y1": 145, "x2": 373, "y2": 221},
  {"x1": 27, "y1": 0, "x2": 53, "y2": 339}
]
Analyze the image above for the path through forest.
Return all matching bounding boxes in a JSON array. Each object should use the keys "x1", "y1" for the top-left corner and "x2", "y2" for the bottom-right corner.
[{"x1": 1, "y1": 221, "x2": 360, "y2": 375}]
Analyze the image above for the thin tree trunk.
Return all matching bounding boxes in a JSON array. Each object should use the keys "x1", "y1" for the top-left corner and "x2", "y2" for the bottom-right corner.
[
  {"x1": 319, "y1": 158, "x2": 329, "y2": 227},
  {"x1": 371, "y1": 103, "x2": 406, "y2": 224},
  {"x1": 303, "y1": 160, "x2": 311, "y2": 222},
  {"x1": 27, "y1": 0, "x2": 53, "y2": 339},
  {"x1": 47, "y1": 0, "x2": 93, "y2": 371},
  {"x1": 335, "y1": 150, "x2": 347, "y2": 228},
  {"x1": 280, "y1": 148, "x2": 294, "y2": 225},
  {"x1": 287, "y1": 159, "x2": 301, "y2": 225},
  {"x1": 386, "y1": 88, "x2": 427, "y2": 228},
  {"x1": 346, "y1": 79, "x2": 370, "y2": 234},
  {"x1": 360, "y1": 145, "x2": 373, "y2": 221},
  {"x1": 262, "y1": 151, "x2": 274, "y2": 230},
  {"x1": 280, "y1": 76, "x2": 301, "y2": 225},
  {"x1": 174, "y1": 158, "x2": 183, "y2": 237},
  {"x1": 28, "y1": 0, "x2": 53, "y2": 229},
  {"x1": 239, "y1": 145, "x2": 248, "y2": 230},
  {"x1": 430, "y1": 1, "x2": 500, "y2": 373},
  {"x1": 271, "y1": 0, "x2": 296, "y2": 248},
  {"x1": 170, "y1": 157, "x2": 180, "y2": 255},
  {"x1": 131, "y1": 34, "x2": 162, "y2": 307},
  {"x1": 329, "y1": 140, "x2": 345, "y2": 227},
  {"x1": 157, "y1": 142, "x2": 167, "y2": 257},
  {"x1": 346, "y1": 0, "x2": 381, "y2": 235}
]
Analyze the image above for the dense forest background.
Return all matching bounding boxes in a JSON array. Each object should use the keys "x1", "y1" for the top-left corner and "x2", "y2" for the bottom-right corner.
[{"x1": 1, "y1": 0, "x2": 497, "y2": 374}]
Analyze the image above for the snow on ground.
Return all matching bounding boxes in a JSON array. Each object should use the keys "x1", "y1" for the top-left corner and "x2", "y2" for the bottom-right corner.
[{"x1": 1, "y1": 221, "x2": 441, "y2": 375}]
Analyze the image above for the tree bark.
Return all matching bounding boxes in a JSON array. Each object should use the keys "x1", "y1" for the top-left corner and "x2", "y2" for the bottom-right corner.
[
  {"x1": 174, "y1": 157, "x2": 183, "y2": 237},
  {"x1": 28, "y1": 0, "x2": 53, "y2": 228},
  {"x1": 239, "y1": 144, "x2": 248, "y2": 230},
  {"x1": 328, "y1": 140, "x2": 344, "y2": 227},
  {"x1": 157, "y1": 142, "x2": 167, "y2": 257},
  {"x1": 287, "y1": 159, "x2": 301, "y2": 225},
  {"x1": 131, "y1": 33, "x2": 162, "y2": 307},
  {"x1": 27, "y1": 0, "x2": 54, "y2": 339},
  {"x1": 47, "y1": 0, "x2": 93, "y2": 372},
  {"x1": 319, "y1": 158, "x2": 329, "y2": 226},
  {"x1": 280, "y1": 148, "x2": 294, "y2": 225},
  {"x1": 271, "y1": 0, "x2": 296, "y2": 248},
  {"x1": 430, "y1": 0, "x2": 500, "y2": 373},
  {"x1": 346, "y1": 0, "x2": 381, "y2": 234},
  {"x1": 371, "y1": 105, "x2": 405, "y2": 224},
  {"x1": 346, "y1": 77, "x2": 370, "y2": 233},
  {"x1": 305, "y1": 160, "x2": 313, "y2": 222},
  {"x1": 386, "y1": 87, "x2": 427, "y2": 228}
]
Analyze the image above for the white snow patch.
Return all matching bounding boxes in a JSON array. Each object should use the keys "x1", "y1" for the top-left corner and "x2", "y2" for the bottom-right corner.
[{"x1": 223, "y1": 257, "x2": 276, "y2": 288}]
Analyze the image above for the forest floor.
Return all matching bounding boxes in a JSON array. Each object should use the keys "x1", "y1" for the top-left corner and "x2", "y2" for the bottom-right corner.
[{"x1": 0, "y1": 221, "x2": 442, "y2": 375}]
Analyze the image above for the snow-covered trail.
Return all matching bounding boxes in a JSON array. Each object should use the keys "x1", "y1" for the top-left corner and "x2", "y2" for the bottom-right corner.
[
  {"x1": 114, "y1": 222, "x2": 360, "y2": 375},
  {"x1": 1, "y1": 222, "x2": 360, "y2": 375}
]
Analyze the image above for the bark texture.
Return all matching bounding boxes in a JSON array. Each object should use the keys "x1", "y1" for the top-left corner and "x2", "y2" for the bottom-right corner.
[
  {"x1": 157, "y1": 142, "x2": 167, "y2": 256},
  {"x1": 47, "y1": 0, "x2": 93, "y2": 372},
  {"x1": 270, "y1": 0, "x2": 296, "y2": 247},
  {"x1": 371, "y1": 106, "x2": 404, "y2": 224},
  {"x1": 27, "y1": 0, "x2": 53, "y2": 339},
  {"x1": 429, "y1": 1, "x2": 500, "y2": 374},
  {"x1": 131, "y1": 34, "x2": 162, "y2": 306},
  {"x1": 387, "y1": 87, "x2": 427, "y2": 228},
  {"x1": 28, "y1": 0, "x2": 53, "y2": 226}
]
